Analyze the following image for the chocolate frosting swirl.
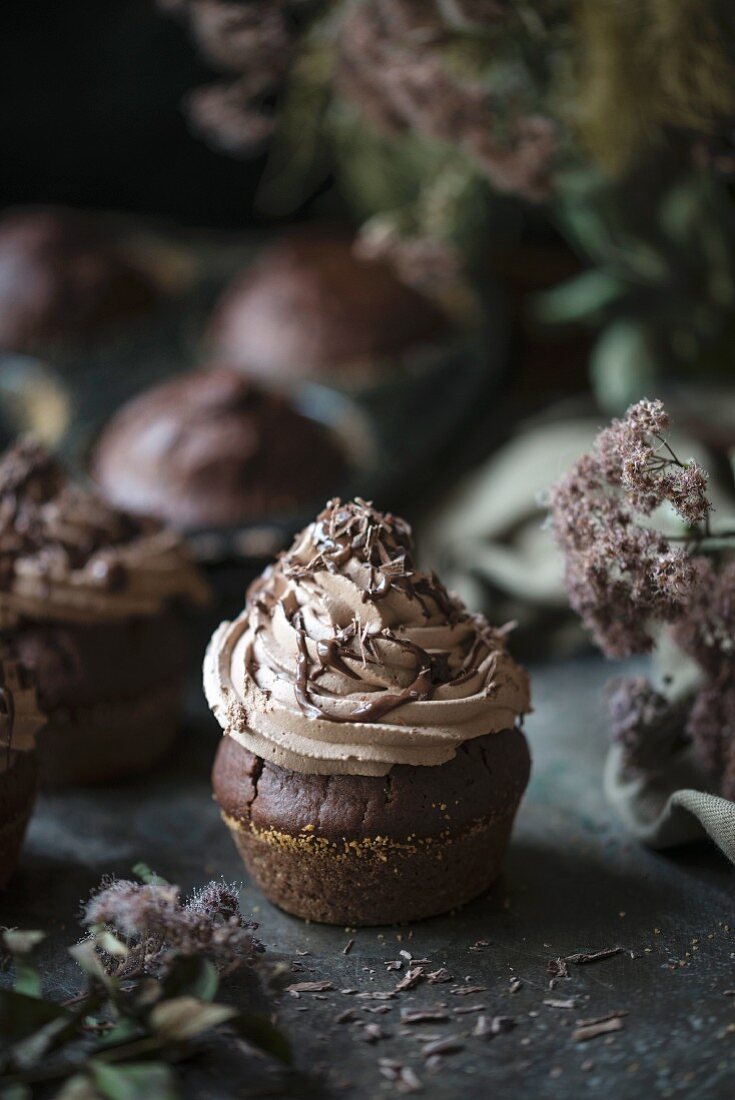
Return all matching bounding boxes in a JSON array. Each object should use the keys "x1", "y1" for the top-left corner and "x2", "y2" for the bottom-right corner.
[
  {"x1": 205, "y1": 499, "x2": 530, "y2": 776},
  {"x1": 0, "y1": 440, "x2": 209, "y2": 627}
]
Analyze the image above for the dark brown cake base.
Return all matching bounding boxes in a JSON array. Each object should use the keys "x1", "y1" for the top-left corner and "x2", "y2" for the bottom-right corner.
[
  {"x1": 38, "y1": 680, "x2": 182, "y2": 787},
  {"x1": 212, "y1": 729, "x2": 531, "y2": 925},
  {"x1": 0, "y1": 751, "x2": 37, "y2": 888},
  {"x1": 11, "y1": 615, "x2": 190, "y2": 787}
]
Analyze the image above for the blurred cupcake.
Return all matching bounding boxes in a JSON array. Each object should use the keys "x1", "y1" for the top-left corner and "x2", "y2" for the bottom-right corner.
[
  {"x1": 0, "y1": 646, "x2": 45, "y2": 887},
  {"x1": 207, "y1": 228, "x2": 452, "y2": 387},
  {"x1": 91, "y1": 367, "x2": 349, "y2": 532},
  {"x1": 0, "y1": 206, "x2": 159, "y2": 356},
  {"x1": 0, "y1": 439, "x2": 209, "y2": 786},
  {"x1": 206, "y1": 498, "x2": 531, "y2": 925}
]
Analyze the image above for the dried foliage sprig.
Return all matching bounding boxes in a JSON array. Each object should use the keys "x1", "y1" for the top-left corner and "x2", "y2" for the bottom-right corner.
[
  {"x1": 549, "y1": 399, "x2": 735, "y2": 798},
  {"x1": 0, "y1": 868, "x2": 289, "y2": 1099}
]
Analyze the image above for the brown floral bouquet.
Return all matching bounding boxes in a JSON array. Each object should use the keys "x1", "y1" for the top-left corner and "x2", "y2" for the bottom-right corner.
[{"x1": 549, "y1": 399, "x2": 735, "y2": 860}]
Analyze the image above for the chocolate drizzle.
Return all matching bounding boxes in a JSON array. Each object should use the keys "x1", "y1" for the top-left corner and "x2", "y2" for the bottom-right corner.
[
  {"x1": 0, "y1": 439, "x2": 150, "y2": 593},
  {"x1": 245, "y1": 498, "x2": 493, "y2": 725}
]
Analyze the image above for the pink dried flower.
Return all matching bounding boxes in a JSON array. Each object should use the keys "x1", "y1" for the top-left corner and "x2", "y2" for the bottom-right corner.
[
  {"x1": 548, "y1": 399, "x2": 714, "y2": 657},
  {"x1": 83, "y1": 877, "x2": 263, "y2": 978},
  {"x1": 607, "y1": 675, "x2": 689, "y2": 771}
]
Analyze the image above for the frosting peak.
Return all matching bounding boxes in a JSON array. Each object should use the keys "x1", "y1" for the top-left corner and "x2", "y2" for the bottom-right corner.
[
  {"x1": 0, "y1": 439, "x2": 209, "y2": 626},
  {"x1": 205, "y1": 499, "x2": 530, "y2": 776}
]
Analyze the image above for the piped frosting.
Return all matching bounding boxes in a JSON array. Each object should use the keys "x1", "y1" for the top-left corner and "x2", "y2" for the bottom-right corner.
[
  {"x1": 0, "y1": 439, "x2": 209, "y2": 627},
  {"x1": 204, "y1": 499, "x2": 530, "y2": 776}
]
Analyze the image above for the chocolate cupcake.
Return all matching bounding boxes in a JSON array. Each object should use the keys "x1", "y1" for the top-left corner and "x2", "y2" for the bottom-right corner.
[
  {"x1": 91, "y1": 368, "x2": 348, "y2": 532},
  {"x1": 207, "y1": 229, "x2": 451, "y2": 386},
  {"x1": 0, "y1": 440, "x2": 209, "y2": 786},
  {"x1": 206, "y1": 499, "x2": 531, "y2": 925},
  {"x1": 0, "y1": 206, "x2": 158, "y2": 356},
  {"x1": 0, "y1": 647, "x2": 45, "y2": 887}
]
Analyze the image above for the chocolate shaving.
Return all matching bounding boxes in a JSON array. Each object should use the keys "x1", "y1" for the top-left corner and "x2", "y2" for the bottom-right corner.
[
  {"x1": 473, "y1": 1015, "x2": 516, "y2": 1038},
  {"x1": 572, "y1": 1014, "x2": 627, "y2": 1042},
  {"x1": 421, "y1": 1036, "x2": 464, "y2": 1058},
  {"x1": 547, "y1": 957, "x2": 570, "y2": 979},
  {"x1": 286, "y1": 980, "x2": 334, "y2": 993},
  {"x1": 394, "y1": 966, "x2": 425, "y2": 993},
  {"x1": 566, "y1": 948, "x2": 623, "y2": 965},
  {"x1": 427, "y1": 968, "x2": 453, "y2": 984},
  {"x1": 400, "y1": 1008, "x2": 450, "y2": 1025}
]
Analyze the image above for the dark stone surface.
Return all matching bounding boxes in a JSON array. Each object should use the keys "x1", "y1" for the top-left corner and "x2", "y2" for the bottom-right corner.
[{"x1": 2, "y1": 655, "x2": 734, "y2": 1098}]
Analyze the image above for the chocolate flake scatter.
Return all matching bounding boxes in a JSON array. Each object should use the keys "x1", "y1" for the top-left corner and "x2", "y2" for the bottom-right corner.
[
  {"x1": 573, "y1": 1013, "x2": 628, "y2": 1042},
  {"x1": 357, "y1": 990, "x2": 397, "y2": 1001},
  {"x1": 543, "y1": 998, "x2": 578, "y2": 1010},
  {"x1": 358, "y1": 1023, "x2": 387, "y2": 1043},
  {"x1": 386, "y1": 960, "x2": 403, "y2": 971},
  {"x1": 395, "y1": 966, "x2": 425, "y2": 992},
  {"x1": 453, "y1": 1004, "x2": 486, "y2": 1015},
  {"x1": 547, "y1": 957, "x2": 570, "y2": 979},
  {"x1": 427, "y1": 968, "x2": 453, "y2": 983},
  {"x1": 343, "y1": 938, "x2": 355, "y2": 955},
  {"x1": 509, "y1": 978, "x2": 523, "y2": 993},
  {"x1": 286, "y1": 979, "x2": 335, "y2": 993},
  {"x1": 336, "y1": 1008, "x2": 359, "y2": 1024},
  {"x1": 450, "y1": 984, "x2": 487, "y2": 996},
  {"x1": 473, "y1": 1014, "x2": 516, "y2": 1038},
  {"x1": 567, "y1": 947, "x2": 624, "y2": 965},
  {"x1": 400, "y1": 1007, "x2": 450, "y2": 1025},
  {"x1": 421, "y1": 1036, "x2": 464, "y2": 1058}
]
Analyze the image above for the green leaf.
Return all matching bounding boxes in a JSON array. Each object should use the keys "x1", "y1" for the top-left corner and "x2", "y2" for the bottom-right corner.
[
  {"x1": 229, "y1": 1013, "x2": 293, "y2": 1065},
  {"x1": 90, "y1": 1062, "x2": 180, "y2": 1100},
  {"x1": 589, "y1": 320, "x2": 660, "y2": 414},
  {"x1": 2, "y1": 930, "x2": 45, "y2": 955},
  {"x1": 149, "y1": 997, "x2": 238, "y2": 1041},
  {"x1": 0, "y1": 987, "x2": 68, "y2": 1047},
  {"x1": 130, "y1": 864, "x2": 168, "y2": 887},
  {"x1": 160, "y1": 957, "x2": 218, "y2": 1003},
  {"x1": 2, "y1": 930, "x2": 45, "y2": 998},
  {"x1": 534, "y1": 270, "x2": 628, "y2": 325},
  {"x1": 68, "y1": 942, "x2": 116, "y2": 992},
  {"x1": 91, "y1": 932, "x2": 128, "y2": 960}
]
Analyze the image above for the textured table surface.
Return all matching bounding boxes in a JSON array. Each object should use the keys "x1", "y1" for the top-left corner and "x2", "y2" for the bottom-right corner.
[{"x1": 3, "y1": 655, "x2": 734, "y2": 1099}]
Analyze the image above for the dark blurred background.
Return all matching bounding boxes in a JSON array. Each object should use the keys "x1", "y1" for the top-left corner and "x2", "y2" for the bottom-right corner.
[{"x1": 0, "y1": 0, "x2": 270, "y2": 227}]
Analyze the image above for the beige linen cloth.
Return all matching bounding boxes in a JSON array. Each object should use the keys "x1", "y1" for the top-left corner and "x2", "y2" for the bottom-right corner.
[{"x1": 421, "y1": 411, "x2": 735, "y2": 863}]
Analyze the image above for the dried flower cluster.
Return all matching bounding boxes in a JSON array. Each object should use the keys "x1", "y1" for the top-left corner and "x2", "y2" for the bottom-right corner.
[
  {"x1": 548, "y1": 399, "x2": 709, "y2": 658},
  {"x1": 336, "y1": 0, "x2": 556, "y2": 202},
  {"x1": 83, "y1": 875, "x2": 263, "y2": 978},
  {"x1": 163, "y1": 0, "x2": 558, "y2": 190},
  {"x1": 551, "y1": 399, "x2": 735, "y2": 799},
  {"x1": 161, "y1": 0, "x2": 312, "y2": 156}
]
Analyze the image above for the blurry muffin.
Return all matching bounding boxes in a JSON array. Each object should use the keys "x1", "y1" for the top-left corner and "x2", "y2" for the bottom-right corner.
[
  {"x1": 206, "y1": 498, "x2": 531, "y2": 925},
  {"x1": 207, "y1": 229, "x2": 451, "y2": 386},
  {"x1": 0, "y1": 646, "x2": 45, "y2": 887},
  {"x1": 0, "y1": 206, "x2": 159, "y2": 356},
  {"x1": 0, "y1": 439, "x2": 209, "y2": 786},
  {"x1": 91, "y1": 367, "x2": 348, "y2": 531}
]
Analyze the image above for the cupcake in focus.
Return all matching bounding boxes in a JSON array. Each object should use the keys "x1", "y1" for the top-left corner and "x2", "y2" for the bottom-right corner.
[
  {"x1": 0, "y1": 440, "x2": 209, "y2": 786},
  {"x1": 206, "y1": 498, "x2": 531, "y2": 925},
  {"x1": 0, "y1": 646, "x2": 46, "y2": 887},
  {"x1": 91, "y1": 367, "x2": 349, "y2": 532},
  {"x1": 0, "y1": 206, "x2": 159, "y2": 356},
  {"x1": 206, "y1": 229, "x2": 452, "y2": 388}
]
